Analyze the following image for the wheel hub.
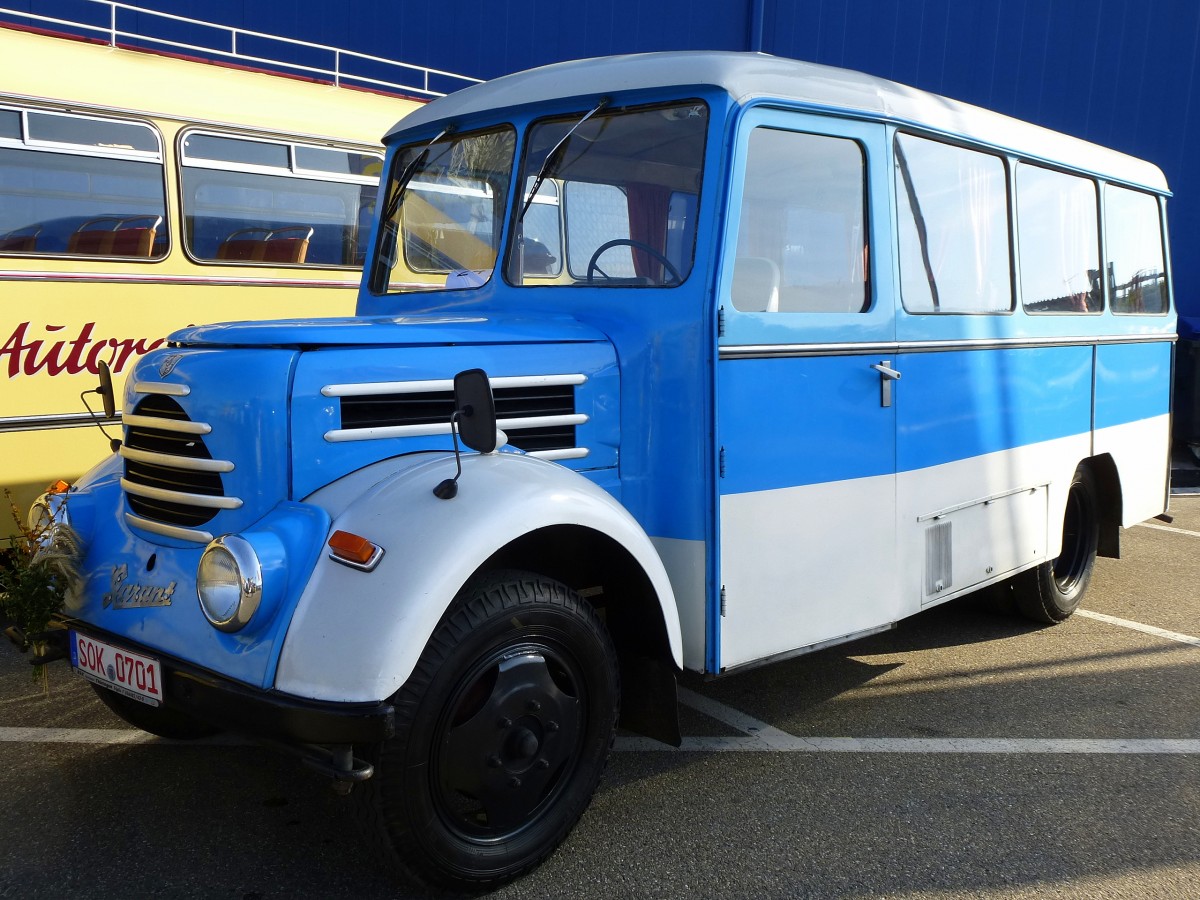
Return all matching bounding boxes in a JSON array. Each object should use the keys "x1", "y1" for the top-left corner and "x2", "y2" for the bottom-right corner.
[{"x1": 437, "y1": 649, "x2": 583, "y2": 833}]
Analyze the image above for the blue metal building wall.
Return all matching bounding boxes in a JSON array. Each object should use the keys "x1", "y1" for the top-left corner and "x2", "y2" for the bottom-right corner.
[{"x1": 8, "y1": 1, "x2": 1200, "y2": 322}]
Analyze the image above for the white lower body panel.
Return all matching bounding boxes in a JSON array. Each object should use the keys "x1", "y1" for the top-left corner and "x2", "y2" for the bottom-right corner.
[{"x1": 715, "y1": 414, "x2": 1169, "y2": 672}]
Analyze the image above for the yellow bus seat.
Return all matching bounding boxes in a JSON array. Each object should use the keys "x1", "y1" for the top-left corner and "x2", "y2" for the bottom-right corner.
[
  {"x1": 0, "y1": 224, "x2": 42, "y2": 252},
  {"x1": 261, "y1": 225, "x2": 313, "y2": 264},
  {"x1": 217, "y1": 227, "x2": 271, "y2": 262},
  {"x1": 67, "y1": 215, "x2": 161, "y2": 257},
  {"x1": 67, "y1": 217, "x2": 122, "y2": 255},
  {"x1": 109, "y1": 215, "x2": 162, "y2": 257}
]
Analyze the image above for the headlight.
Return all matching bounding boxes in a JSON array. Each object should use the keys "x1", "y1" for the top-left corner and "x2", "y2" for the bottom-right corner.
[
  {"x1": 29, "y1": 482, "x2": 70, "y2": 535},
  {"x1": 197, "y1": 535, "x2": 262, "y2": 632}
]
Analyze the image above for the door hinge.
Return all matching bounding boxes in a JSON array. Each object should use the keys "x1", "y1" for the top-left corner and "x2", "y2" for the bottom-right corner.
[
  {"x1": 720, "y1": 585, "x2": 727, "y2": 617},
  {"x1": 719, "y1": 446, "x2": 726, "y2": 478},
  {"x1": 717, "y1": 306, "x2": 725, "y2": 337}
]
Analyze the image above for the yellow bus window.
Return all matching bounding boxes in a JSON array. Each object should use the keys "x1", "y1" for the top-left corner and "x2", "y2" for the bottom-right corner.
[
  {"x1": 181, "y1": 130, "x2": 380, "y2": 268},
  {"x1": 0, "y1": 107, "x2": 167, "y2": 259}
]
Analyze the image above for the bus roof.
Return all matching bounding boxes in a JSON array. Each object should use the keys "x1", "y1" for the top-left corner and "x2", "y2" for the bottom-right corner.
[
  {"x1": 2, "y1": 25, "x2": 423, "y2": 147},
  {"x1": 389, "y1": 51, "x2": 1168, "y2": 192}
]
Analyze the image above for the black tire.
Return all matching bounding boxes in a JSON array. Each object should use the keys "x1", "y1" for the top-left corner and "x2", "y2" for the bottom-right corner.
[
  {"x1": 357, "y1": 570, "x2": 620, "y2": 893},
  {"x1": 1013, "y1": 466, "x2": 1100, "y2": 623},
  {"x1": 90, "y1": 683, "x2": 220, "y2": 740}
]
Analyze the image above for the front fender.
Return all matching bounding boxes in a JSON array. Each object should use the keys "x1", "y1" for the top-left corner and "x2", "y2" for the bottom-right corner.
[{"x1": 275, "y1": 452, "x2": 682, "y2": 702}]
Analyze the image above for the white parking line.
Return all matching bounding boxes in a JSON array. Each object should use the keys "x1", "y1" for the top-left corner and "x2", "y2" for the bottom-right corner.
[
  {"x1": 0, "y1": 726, "x2": 245, "y2": 745},
  {"x1": 1077, "y1": 609, "x2": 1200, "y2": 648},
  {"x1": 615, "y1": 735, "x2": 1200, "y2": 753},
  {"x1": 1137, "y1": 521, "x2": 1200, "y2": 539},
  {"x1": 0, "y1": 726, "x2": 155, "y2": 744},
  {"x1": 4, "y1": 611, "x2": 1197, "y2": 754}
]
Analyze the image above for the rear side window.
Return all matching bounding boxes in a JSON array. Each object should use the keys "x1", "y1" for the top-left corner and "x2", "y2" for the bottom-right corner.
[
  {"x1": 894, "y1": 133, "x2": 1012, "y2": 313},
  {"x1": 0, "y1": 107, "x2": 167, "y2": 259},
  {"x1": 180, "y1": 131, "x2": 381, "y2": 267},
  {"x1": 1017, "y1": 163, "x2": 1101, "y2": 313},
  {"x1": 1105, "y1": 185, "x2": 1168, "y2": 315}
]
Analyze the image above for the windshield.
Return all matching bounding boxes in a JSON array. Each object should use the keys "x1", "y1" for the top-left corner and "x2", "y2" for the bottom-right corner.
[
  {"x1": 371, "y1": 126, "x2": 515, "y2": 293},
  {"x1": 507, "y1": 101, "x2": 708, "y2": 287}
]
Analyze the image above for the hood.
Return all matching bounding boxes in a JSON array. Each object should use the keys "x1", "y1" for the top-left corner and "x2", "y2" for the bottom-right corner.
[{"x1": 170, "y1": 313, "x2": 608, "y2": 348}]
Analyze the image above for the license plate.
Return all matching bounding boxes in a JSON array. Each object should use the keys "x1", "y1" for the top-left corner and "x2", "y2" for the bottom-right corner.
[{"x1": 70, "y1": 631, "x2": 162, "y2": 707}]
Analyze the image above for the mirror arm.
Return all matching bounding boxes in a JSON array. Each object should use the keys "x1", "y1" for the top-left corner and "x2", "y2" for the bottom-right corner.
[{"x1": 433, "y1": 411, "x2": 464, "y2": 500}]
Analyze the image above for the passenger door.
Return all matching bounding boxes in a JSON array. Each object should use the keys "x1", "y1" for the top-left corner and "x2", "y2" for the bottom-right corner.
[{"x1": 715, "y1": 111, "x2": 899, "y2": 671}]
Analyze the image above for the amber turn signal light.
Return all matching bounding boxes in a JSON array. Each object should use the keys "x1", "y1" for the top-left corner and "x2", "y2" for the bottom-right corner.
[{"x1": 327, "y1": 530, "x2": 383, "y2": 571}]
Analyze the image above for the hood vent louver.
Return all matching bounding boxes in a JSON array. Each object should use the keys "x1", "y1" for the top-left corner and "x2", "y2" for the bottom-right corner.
[
  {"x1": 324, "y1": 374, "x2": 589, "y2": 459},
  {"x1": 120, "y1": 393, "x2": 239, "y2": 533}
]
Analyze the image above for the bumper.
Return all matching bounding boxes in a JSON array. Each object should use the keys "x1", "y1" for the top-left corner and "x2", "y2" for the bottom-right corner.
[{"x1": 58, "y1": 619, "x2": 395, "y2": 747}]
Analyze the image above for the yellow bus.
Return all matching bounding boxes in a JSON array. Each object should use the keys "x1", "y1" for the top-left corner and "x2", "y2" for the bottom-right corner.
[{"x1": 0, "y1": 21, "x2": 440, "y2": 519}]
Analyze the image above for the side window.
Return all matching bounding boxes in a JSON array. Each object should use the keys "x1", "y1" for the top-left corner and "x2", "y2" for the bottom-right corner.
[
  {"x1": 1017, "y1": 163, "x2": 1101, "y2": 313},
  {"x1": 0, "y1": 107, "x2": 167, "y2": 259},
  {"x1": 1105, "y1": 185, "x2": 1168, "y2": 315},
  {"x1": 894, "y1": 134, "x2": 1011, "y2": 313},
  {"x1": 521, "y1": 179, "x2": 562, "y2": 277},
  {"x1": 731, "y1": 128, "x2": 867, "y2": 314},
  {"x1": 566, "y1": 182, "x2": 633, "y2": 278},
  {"x1": 180, "y1": 131, "x2": 380, "y2": 267}
]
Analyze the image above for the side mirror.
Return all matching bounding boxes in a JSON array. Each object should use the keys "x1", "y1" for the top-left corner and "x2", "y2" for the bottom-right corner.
[
  {"x1": 432, "y1": 369, "x2": 498, "y2": 500},
  {"x1": 97, "y1": 360, "x2": 116, "y2": 419},
  {"x1": 454, "y1": 368, "x2": 497, "y2": 453}
]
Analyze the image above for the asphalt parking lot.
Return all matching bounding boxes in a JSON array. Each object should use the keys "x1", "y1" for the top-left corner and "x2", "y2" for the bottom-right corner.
[{"x1": 2, "y1": 496, "x2": 1198, "y2": 899}]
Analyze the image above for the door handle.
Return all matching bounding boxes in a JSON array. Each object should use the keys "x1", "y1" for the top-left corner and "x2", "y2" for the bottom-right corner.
[{"x1": 870, "y1": 361, "x2": 901, "y2": 408}]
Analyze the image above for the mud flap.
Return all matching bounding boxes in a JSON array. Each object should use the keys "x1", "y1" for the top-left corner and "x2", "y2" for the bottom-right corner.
[{"x1": 617, "y1": 654, "x2": 681, "y2": 747}]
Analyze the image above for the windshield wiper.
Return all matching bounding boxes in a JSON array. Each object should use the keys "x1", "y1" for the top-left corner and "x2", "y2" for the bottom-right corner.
[
  {"x1": 517, "y1": 98, "x2": 609, "y2": 223},
  {"x1": 371, "y1": 127, "x2": 457, "y2": 293},
  {"x1": 381, "y1": 126, "x2": 456, "y2": 223}
]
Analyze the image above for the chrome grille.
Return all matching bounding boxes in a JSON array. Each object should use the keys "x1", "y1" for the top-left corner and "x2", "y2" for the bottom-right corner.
[{"x1": 121, "y1": 394, "x2": 238, "y2": 529}]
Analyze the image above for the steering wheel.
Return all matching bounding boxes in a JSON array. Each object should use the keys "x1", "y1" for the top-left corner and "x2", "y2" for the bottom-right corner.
[{"x1": 586, "y1": 239, "x2": 683, "y2": 286}]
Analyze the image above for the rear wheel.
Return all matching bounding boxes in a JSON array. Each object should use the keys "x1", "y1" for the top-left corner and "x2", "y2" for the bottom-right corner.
[
  {"x1": 90, "y1": 684, "x2": 220, "y2": 739},
  {"x1": 1013, "y1": 466, "x2": 1099, "y2": 623},
  {"x1": 358, "y1": 570, "x2": 619, "y2": 893}
]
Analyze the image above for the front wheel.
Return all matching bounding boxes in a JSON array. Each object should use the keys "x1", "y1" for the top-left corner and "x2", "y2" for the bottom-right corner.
[
  {"x1": 1013, "y1": 466, "x2": 1100, "y2": 623},
  {"x1": 358, "y1": 570, "x2": 620, "y2": 893}
]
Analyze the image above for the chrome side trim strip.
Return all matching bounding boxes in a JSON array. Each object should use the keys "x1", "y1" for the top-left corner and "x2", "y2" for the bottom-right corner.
[
  {"x1": 124, "y1": 513, "x2": 213, "y2": 545},
  {"x1": 120, "y1": 478, "x2": 243, "y2": 510},
  {"x1": 527, "y1": 448, "x2": 591, "y2": 461},
  {"x1": 132, "y1": 381, "x2": 191, "y2": 396},
  {"x1": 0, "y1": 270, "x2": 359, "y2": 288},
  {"x1": 122, "y1": 413, "x2": 212, "y2": 435},
  {"x1": 719, "y1": 333, "x2": 1177, "y2": 359},
  {"x1": 916, "y1": 483, "x2": 1048, "y2": 523},
  {"x1": 119, "y1": 445, "x2": 234, "y2": 474},
  {"x1": 721, "y1": 341, "x2": 896, "y2": 359},
  {"x1": 0, "y1": 412, "x2": 119, "y2": 433},
  {"x1": 322, "y1": 373, "x2": 589, "y2": 398},
  {"x1": 324, "y1": 413, "x2": 589, "y2": 443},
  {"x1": 328, "y1": 544, "x2": 385, "y2": 573}
]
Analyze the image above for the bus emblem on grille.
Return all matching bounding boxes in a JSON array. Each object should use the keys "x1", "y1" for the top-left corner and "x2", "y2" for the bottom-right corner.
[
  {"x1": 158, "y1": 354, "x2": 183, "y2": 378},
  {"x1": 103, "y1": 564, "x2": 176, "y2": 609}
]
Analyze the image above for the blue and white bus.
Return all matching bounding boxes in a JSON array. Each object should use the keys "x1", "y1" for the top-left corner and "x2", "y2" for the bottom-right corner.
[{"x1": 24, "y1": 52, "x2": 1173, "y2": 890}]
